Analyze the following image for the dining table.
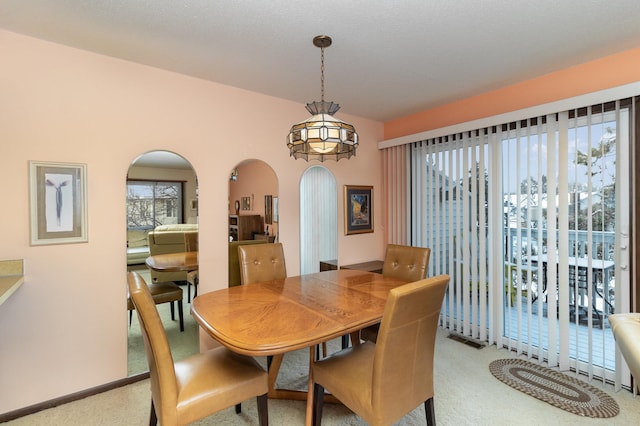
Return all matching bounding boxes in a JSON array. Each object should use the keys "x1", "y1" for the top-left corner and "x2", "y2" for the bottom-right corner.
[
  {"x1": 145, "y1": 251, "x2": 198, "y2": 273},
  {"x1": 190, "y1": 269, "x2": 407, "y2": 425}
]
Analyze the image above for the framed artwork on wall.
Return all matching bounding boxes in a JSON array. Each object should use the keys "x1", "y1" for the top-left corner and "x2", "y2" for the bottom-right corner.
[
  {"x1": 273, "y1": 197, "x2": 278, "y2": 223},
  {"x1": 29, "y1": 161, "x2": 88, "y2": 245},
  {"x1": 344, "y1": 185, "x2": 373, "y2": 235},
  {"x1": 265, "y1": 195, "x2": 273, "y2": 224}
]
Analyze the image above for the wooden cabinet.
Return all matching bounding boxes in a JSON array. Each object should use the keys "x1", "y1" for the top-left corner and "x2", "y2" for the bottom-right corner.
[
  {"x1": 253, "y1": 233, "x2": 276, "y2": 242},
  {"x1": 229, "y1": 215, "x2": 263, "y2": 241}
]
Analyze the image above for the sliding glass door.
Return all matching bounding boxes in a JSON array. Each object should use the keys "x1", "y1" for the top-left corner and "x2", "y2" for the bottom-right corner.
[{"x1": 383, "y1": 97, "x2": 634, "y2": 388}]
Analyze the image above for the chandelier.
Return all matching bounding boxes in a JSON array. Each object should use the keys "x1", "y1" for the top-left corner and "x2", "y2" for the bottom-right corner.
[{"x1": 287, "y1": 35, "x2": 358, "y2": 162}]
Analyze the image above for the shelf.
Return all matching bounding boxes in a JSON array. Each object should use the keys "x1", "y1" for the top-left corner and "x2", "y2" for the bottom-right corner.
[{"x1": 0, "y1": 259, "x2": 24, "y2": 306}]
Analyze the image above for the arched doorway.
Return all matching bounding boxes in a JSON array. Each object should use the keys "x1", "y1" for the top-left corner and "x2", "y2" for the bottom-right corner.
[
  {"x1": 300, "y1": 166, "x2": 337, "y2": 274},
  {"x1": 126, "y1": 150, "x2": 199, "y2": 376}
]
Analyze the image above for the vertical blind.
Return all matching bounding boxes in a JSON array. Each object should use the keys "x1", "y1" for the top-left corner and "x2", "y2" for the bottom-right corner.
[
  {"x1": 381, "y1": 97, "x2": 635, "y2": 389},
  {"x1": 300, "y1": 166, "x2": 338, "y2": 274}
]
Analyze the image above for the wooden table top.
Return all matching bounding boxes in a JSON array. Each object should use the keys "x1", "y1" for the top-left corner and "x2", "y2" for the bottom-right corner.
[
  {"x1": 191, "y1": 269, "x2": 406, "y2": 356},
  {"x1": 145, "y1": 251, "x2": 198, "y2": 272}
]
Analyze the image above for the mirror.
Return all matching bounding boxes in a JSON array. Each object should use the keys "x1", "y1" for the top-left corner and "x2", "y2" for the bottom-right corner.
[
  {"x1": 126, "y1": 150, "x2": 199, "y2": 376},
  {"x1": 300, "y1": 166, "x2": 337, "y2": 274}
]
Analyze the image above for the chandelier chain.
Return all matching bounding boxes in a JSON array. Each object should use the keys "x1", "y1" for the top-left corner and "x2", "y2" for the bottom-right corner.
[{"x1": 320, "y1": 46, "x2": 325, "y2": 102}]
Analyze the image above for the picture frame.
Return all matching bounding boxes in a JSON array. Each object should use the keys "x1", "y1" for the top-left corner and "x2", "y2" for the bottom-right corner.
[
  {"x1": 273, "y1": 196, "x2": 279, "y2": 223},
  {"x1": 344, "y1": 185, "x2": 373, "y2": 235},
  {"x1": 264, "y1": 195, "x2": 273, "y2": 224},
  {"x1": 29, "y1": 161, "x2": 88, "y2": 245},
  {"x1": 241, "y1": 196, "x2": 251, "y2": 211}
]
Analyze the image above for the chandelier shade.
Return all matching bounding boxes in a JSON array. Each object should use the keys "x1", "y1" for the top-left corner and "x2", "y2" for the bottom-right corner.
[{"x1": 287, "y1": 36, "x2": 358, "y2": 162}]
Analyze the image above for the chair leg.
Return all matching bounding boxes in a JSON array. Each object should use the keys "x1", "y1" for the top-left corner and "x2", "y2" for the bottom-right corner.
[
  {"x1": 187, "y1": 282, "x2": 191, "y2": 302},
  {"x1": 256, "y1": 393, "x2": 268, "y2": 426},
  {"x1": 170, "y1": 301, "x2": 175, "y2": 320},
  {"x1": 129, "y1": 310, "x2": 133, "y2": 327},
  {"x1": 235, "y1": 403, "x2": 241, "y2": 413},
  {"x1": 177, "y1": 300, "x2": 184, "y2": 332},
  {"x1": 312, "y1": 383, "x2": 324, "y2": 426},
  {"x1": 149, "y1": 399, "x2": 157, "y2": 426},
  {"x1": 425, "y1": 397, "x2": 435, "y2": 426}
]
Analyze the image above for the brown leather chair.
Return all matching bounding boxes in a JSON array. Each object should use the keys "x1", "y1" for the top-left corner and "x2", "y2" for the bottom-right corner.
[
  {"x1": 238, "y1": 242, "x2": 287, "y2": 285},
  {"x1": 312, "y1": 274, "x2": 449, "y2": 426},
  {"x1": 127, "y1": 281, "x2": 184, "y2": 332},
  {"x1": 127, "y1": 271, "x2": 268, "y2": 426},
  {"x1": 184, "y1": 232, "x2": 198, "y2": 301},
  {"x1": 360, "y1": 244, "x2": 431, "y2": 343}
]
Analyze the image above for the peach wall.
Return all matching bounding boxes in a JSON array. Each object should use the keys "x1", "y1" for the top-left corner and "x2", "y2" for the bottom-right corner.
[
  {"x1": 384, "y1": 48, "x2": 640, "y2": 140},
  {"x1": 0, "y1": 29, "x2": 383, "y2": 413}
]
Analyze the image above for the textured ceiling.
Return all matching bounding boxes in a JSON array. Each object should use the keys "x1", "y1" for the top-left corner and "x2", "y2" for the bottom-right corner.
[{"x1": 1, "y1": 0, "x2": 640, "y2": 122}]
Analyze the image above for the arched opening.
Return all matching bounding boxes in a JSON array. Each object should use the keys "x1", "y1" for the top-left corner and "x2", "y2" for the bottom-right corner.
[
  {"x1": 126, "y1": 150, "x2": 199, "y2": 376},
  {"x1": 300, "y1": 166, "x2": 337, "y2": 274},
  {"x1": 227, "y1": 159, "x2": 278, "y2": 286}
]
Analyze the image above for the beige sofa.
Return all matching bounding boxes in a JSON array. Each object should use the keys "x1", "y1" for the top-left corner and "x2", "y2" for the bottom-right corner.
[
  {"x1": 147, "y1": 224, "x2": 198, "y2": 283},
  {"x1": 126, "y1": 229, "x2": 151, "y2": 265},
  {"x1": 608, "y1": 313, "x2": 640, "y2": 390}
]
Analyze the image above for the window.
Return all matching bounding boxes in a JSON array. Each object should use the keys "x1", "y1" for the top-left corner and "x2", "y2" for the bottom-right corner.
[{"x1": 127, "y1": 180, "x2": 183, "y2": 230}]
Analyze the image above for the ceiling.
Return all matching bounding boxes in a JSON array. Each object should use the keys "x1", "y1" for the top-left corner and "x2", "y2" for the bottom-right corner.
[{"x1": 1, "y1": 1, "x2": 640, "y2": 123}]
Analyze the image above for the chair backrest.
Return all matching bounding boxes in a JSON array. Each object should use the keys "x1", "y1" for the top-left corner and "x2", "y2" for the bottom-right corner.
[
  {"x1": 127, "y1": 271, "x2": 179, "y2": 424},
  {"x1": 238, "y1": 242, "x2": 287, "y2": 284},
  {"x1": 382, "y1": 244, "x2": 431, "y2": 282},
  {"x1": 371, "y1": 274, "x2": 449, "y2": 424},
  {"x1": 184, "y1": 231, "x2": 198, "y2": 252}
]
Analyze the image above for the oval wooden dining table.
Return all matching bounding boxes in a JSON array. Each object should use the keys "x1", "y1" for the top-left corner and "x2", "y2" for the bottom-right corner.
[
  {"x1": 145, "y1": 251, "x2": 198, "y2": 272},
  {"x1": 191, "y1": 269, "x2": 407, "y2": 425}
]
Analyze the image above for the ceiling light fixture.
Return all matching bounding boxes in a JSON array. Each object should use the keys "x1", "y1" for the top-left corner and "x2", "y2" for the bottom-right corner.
[{"x1": 287, "y1": 35, "x2": 358, "y2": 162}]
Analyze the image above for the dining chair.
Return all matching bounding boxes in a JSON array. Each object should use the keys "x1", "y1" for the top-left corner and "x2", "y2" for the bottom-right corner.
[
  {"x1": 359, "y1": 244, "x2": 431, "y2": 344},
  {"x1": 127, "y1": 280, "x2": 184, "y2": 332},
  {"x1": 312, "y1": 274, "x2": 449, "y2": 426},
  {"x1": 127, "y1": 271, "x2": 269, "y2": 426},
  {"x1": 238, "y1": 242, "x2": 287, "y2": 285},
  {"x1": 183, "y1": 231, "x2": 198, "y2": 302}
]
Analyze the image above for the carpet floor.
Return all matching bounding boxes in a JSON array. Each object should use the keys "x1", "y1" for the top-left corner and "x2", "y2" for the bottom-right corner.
[
  {"x1": 7, "y1": 325, "x2": 640, "y2": 425},
  {"x1": 126, "y1": 268, "x2": 199, "y2": 376}
]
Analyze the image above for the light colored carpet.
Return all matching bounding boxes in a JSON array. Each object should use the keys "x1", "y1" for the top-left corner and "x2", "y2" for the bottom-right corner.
[
  {"x1": 7, "y1": 326, "x2": 640, "y2": 425},
  {"x1": 127, "y1": 268, "x2": 199, "y2": 376}
]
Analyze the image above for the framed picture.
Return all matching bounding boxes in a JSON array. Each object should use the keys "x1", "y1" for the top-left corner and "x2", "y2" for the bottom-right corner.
[
  {"x1": 241, "y1": 196, "x2": 251, "y2": 210},
  {"x1": 264, "y1": 195, "x2": 273, "y2": 224},
  {"x1": 273, "y1": 196, "x2": 279, "y2": 223},
  {"x1": 344, "y1": 185, "x2": 373, "y2": 235},
  {"x1": 29, "y1": 161, "x2": 88, "y2": 245}
]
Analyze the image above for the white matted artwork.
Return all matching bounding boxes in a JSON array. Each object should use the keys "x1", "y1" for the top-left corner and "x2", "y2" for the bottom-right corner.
[{"x1": 29, "y1": 161, "x2": 88, "y2": 245}]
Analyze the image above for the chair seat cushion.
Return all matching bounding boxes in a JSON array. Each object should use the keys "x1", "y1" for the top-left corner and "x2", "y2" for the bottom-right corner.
[
  {"x1": 174, "y1": 346, "x2": 268, "y2": 425},
  {"x1": 127, "y1": 282, "x2": 182, "y2": 310},
  {"x1": 313, "y1": 342, "x2": 375, "y2": 414}
]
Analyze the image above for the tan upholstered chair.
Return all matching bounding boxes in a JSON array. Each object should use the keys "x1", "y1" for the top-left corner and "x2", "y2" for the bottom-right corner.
[
  {"x1": 127, "y1": 280, "x2": 184, "y2": 332},
  {"x1": 184, "y1": 232, "x2": 198, "y2": 301},
  {"x1": 127, "y1": 271, "x2": 268, "y2": 426},
  {"x1": 312, "y1": 275, "x2": 449, "y2": 426},
  {"x1": 238, "y1": 242, "x2": 287, "y2": 285},
  {"x1": 360, "y1": 244, "x2": 431, "y2": 343}
]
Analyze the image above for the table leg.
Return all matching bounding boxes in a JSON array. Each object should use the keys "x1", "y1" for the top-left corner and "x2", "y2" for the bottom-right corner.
[
  {"x1": 305, "y1": 346, "x2": 315, "y2": 426},
  {"x1": 267, "y1": 354, "x2": 284, "y2": 397}
]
